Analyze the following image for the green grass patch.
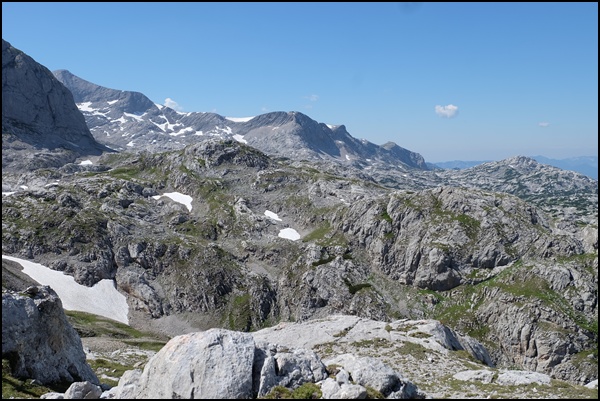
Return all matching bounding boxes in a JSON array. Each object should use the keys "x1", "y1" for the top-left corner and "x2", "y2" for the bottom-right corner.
[
  {"x1": 379, "y1": 210, "x2": 393, "y2": 223},
  {"x1": 350, "y1": 337, "x2": 390, "y2": 349},
  {"x1": 312, "y1": 255, "x2": 336, "y2": 267},
  {"x1": 344, "y1": 279, "x2": 372, "y2": 295},
  {"x1": 365, "y1": 385, "x2": 385, "y2": 399},
  {"x1": 261, "y1": 383, "x2": 322, "y2": 399},
  {"x1": 408, "y1": 331, "x2": 432, "y2": 339},
  {"x1": 121, "y1": 340, "x2": 167, "y2": 352},
  {"x1": 87, "y1": 358, "x2": 135, "y2": 388},
  {"x1": 226, "y1": 293, "x2": 252, "y2": 332},
  {"x1": 303, "y1": 222, "x2": 332, "y2": 243},
  {"x1": 2, "y1": 359, "x2": 61, "y2": 399},
  {"x1": 455, "y1": 214, "x2": 481, "y2": 239},
  {"x1": 65, "y1": 310, "x2": 156, "y2": 340},
  {"x1": 390, "y1": 341, "x2": 429, "y2": 361},
  {"x1": 302, "y1": 222, "x2": 348, "y2": 247}
]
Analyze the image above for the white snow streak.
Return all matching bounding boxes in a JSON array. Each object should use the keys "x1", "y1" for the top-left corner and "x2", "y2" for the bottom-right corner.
[{"x1": 2, "y1": 255, "x2": 129, "y2": 325}]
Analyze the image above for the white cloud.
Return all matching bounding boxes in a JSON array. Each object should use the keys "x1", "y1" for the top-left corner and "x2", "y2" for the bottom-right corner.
[
  {"x1": 302, "y1": 94, "x2": 319, "y2": 110},
  {"x1": 538, "y1": 122, "x2": 550, "y2": 127},
  {"x1": 164, "y1": 98, "x2": 184, "y2": 111},
  {"x1": 435, "y1": 104, "x2": 459, "y2": 118}
]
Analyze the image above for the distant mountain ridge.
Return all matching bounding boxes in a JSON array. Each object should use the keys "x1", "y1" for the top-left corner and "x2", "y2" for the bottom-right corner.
[
  {"x1": 53, "y1": 69, "x2": 428, "y2": 171},
  {"x1": 51, "y1": 69, "x2": 597, "y2": 181},
  {"x1": 530, "y1": 155, "x2": 597, "y2": 180},
  {"x1": 431, "y1": 156, "x2": 598, "y2": 180}
]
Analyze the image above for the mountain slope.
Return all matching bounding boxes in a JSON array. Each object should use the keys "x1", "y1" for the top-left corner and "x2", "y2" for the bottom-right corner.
[
  {"x1": 430, "y1": 156, "x2": 598, "y2": 180},
  {"x1": 2, "y1": 139, "x2": 597, "y2": 385},
  {"x1": 532, "y1": 155, "x2": 598, "y2": 180},
  {"x1": 2, "y1": 40, "x2": 110, "y2": 173}
]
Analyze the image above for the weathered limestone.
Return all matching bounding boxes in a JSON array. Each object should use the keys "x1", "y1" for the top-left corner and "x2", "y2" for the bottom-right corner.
[{"x1": 2, "y1": 286, "x2": 99, "y2": 386}]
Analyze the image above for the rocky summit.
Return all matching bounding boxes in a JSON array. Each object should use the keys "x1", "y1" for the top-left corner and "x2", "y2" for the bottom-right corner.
[
  {"x1": 1, "y1": 37, "x2": 598, "y2": 399},
  {"x1": 2, "y1": 40, "x2": 111, "y2": 173}
]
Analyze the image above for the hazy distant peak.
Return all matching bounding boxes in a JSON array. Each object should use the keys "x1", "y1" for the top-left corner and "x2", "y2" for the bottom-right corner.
[
  {"x1": 381, "y1": 141, "x2": 399, "y2": 150},
  {"x1": 503, "y1": 155, "x2": 539, "y2": 166}
]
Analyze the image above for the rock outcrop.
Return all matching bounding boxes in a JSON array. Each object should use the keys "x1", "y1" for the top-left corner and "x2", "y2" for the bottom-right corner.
[
  {"x1": 103, "y1": 325, "x2": 424, "y2": 399},
  {"x1": 43, "y1": 314, "x2": 595, "y2": 399},
  {"x1": 2, "y1": 285, "x2": 99, "y2": 386}
]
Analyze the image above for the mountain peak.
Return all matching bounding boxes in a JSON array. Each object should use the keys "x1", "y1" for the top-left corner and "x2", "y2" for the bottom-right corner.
[
  {"x1": 505, "y1": 155, "x2": 538, "y2": 165},
  {"x1": 2, "y1": 39, "x2": 110, "y2": 171}
]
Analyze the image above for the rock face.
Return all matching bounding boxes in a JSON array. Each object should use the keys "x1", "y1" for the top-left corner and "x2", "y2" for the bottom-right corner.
[
  {"x1": 105, "y1": 325, "x2": 427, "y2": 399},
  {"x1": 134, "y1": 330, "x2": 257, "y2": 398},
  {"x1": 2, "y1": 39, "x2": 109, "y2": 172},
  {"x1": 324, "y1": 354, "x2": 424, "y2": 399},
  {"x1": 2, "y1": 285, "x2": 99, "y2": 386},
  {"x1": 106, "y1": 328, "x2": 332, "y2": 399}
]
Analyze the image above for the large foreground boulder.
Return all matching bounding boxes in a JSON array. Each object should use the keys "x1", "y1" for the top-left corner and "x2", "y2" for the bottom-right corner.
[
  {"x1": 103, "y1": 326, "x2": 425, "y2": 399},
  {"x1": 134, "y1": 329, "x2": 257, "y2": 398},
  {"x1": 107, "y1": 328, "x2": 331, "y2": 399},
  {"x1": 2, "y1": 286, "x2": 99, "y2": 385}
]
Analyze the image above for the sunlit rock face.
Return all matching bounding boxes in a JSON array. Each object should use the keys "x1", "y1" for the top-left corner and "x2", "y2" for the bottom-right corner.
[{"x1": 2, "y1": 39, "x2": 109, "y2": 172}]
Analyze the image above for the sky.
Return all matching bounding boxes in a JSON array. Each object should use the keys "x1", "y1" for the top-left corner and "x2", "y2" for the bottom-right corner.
[{"x1": 2, "y1": 2, "x2": 598, "y2": 162}]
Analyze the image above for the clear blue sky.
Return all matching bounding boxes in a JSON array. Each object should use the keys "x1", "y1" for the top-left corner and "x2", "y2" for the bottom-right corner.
[{"x1": 2, "y1": 2, "x2": 598, "y2": 162}]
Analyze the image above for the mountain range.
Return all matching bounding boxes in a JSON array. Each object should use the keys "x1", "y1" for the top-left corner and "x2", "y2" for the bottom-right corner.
[
  {"x1": 431, "y1": 156, "x2": 598, "y2": 180},
  {"x1": 52, "y1": 69, "x2": 428, "y2": 171},
  {"x1": 2, "y1": 37, "x2": 598, "y2": 398},
  {"x1": 49, "y1": 68, "x2": 599, "y2": 181}
]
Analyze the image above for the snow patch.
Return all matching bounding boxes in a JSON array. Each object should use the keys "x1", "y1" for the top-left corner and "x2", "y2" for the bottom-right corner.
[
  {"x1": 264, "y1": 210, "x2": 282, "y2": 221},
  {"x1": 124, "y1": 112, "x2": 144, "y2": 121},
  {"x1": 233, "y1": 134, "x2": 248, "y2": 144},
  {"x1": 2, "y1": 255, "x2": 129, "y2": 325},
  {"x1": 278, "y1": 228, "x2": 300, "y2": 241},
  {"x1": 77, "y1": 102, "x2": 95, "y2": 112},
  {"x1": 170, "y1": 127, "x2": 194, "y2": 137},
  {"x1": 225, "y1": 116, "x2": 255, "y2": 123},
  {"x1": 152, "y1": 192, "x2": 193, "y2": 212}
]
